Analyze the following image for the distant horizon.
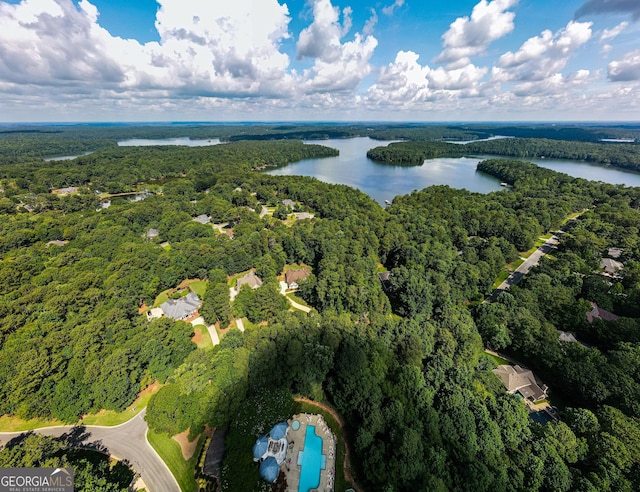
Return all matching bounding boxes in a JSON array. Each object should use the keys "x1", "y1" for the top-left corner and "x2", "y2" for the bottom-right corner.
[{"x1": 1, "y1": 120, "x2": 640, "y2": 127}]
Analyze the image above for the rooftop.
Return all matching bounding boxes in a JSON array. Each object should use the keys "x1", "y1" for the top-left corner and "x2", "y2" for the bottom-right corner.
[
  {"x1": 493, "y1": 364, "x2": 548, "y2": 402},
  {"x1": 285, "y1": 268, "x2": 311, "y2": 288},
  {"x1": 236, "y1": 271, "x2": 263, "y2": 291},
  {"x1": 586, "y1": 301, "x2": 619, "y2": 323},
  {"x1": 160, "y1": 292, "x2": 202, "y2": 320}
]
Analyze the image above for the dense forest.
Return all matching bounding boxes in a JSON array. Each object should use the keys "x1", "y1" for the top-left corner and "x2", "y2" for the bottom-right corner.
[
  {"x1": 0, "y1": 433, "x2": 133, "y2": 491},
  {"x1": 1, "y1": 127, "x2": 640, "y2": 491},
  {"x1": 0, "y1": 122, "x2": 637, "y2": 160},
  {"x1": 367, "y1": 138, "x2": 640, "y2": 172}
]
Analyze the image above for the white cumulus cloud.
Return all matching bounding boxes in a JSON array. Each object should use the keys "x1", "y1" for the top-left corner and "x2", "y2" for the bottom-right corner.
[
  {"x1": 608, "y1": 49, "x2": 640, "y2": 81},
  {"x1": 0, "y1": 0, "x2": 295, "y2": 98},
  {"x1": 367, "y1": 50, "x2": 488, "y2": 107},
  {"x1": 296, "y1": 0, "x2": 378, "y2": 93},
  {"x1": 600, "y1": 21, "x2": 628, "y2": 42},
  {"x1": 436, "y1": 0, "x2": 517, "y2": 66},
  {"x1": 494, "y1": 20, "x2": 593, "y2": 82}
]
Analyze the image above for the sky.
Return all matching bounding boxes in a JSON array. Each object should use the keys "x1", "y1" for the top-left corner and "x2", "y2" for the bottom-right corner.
[{"x1": 0, "y1": 0, "x2": 639, "y2": 122}]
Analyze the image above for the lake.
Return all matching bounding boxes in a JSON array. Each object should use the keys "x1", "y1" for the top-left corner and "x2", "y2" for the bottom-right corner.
[
  {"x1": 117, "y1": 137, "x2": 222, "y2": 147},
  {"x1": 266, "y1": 138, "x2": 505, "y2": 205},
  {"x1": 266, "y1": 137, "x2": 640, "y2": 205}
]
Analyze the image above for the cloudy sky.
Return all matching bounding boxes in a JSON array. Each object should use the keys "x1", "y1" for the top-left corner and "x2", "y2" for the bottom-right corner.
[{"x1": 1, "y1": 0, "x2": 639, "y2": 122}]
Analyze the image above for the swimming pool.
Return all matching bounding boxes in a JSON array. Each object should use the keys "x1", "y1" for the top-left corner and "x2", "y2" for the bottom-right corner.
[{"x1": 297, "y1": 425, "x2": 325, "y2": 492}]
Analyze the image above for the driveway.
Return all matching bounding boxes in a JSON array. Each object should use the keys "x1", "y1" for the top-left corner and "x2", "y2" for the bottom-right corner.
[
  {"x1": 0, "y1": 409, "x2": 179, "y2": 492},
  {"x1": 192, "y1": 316, "x2": 219, "y2": 346},
  {"x1": 279, "y1": 281, "x2": 312, "y2": 313}
]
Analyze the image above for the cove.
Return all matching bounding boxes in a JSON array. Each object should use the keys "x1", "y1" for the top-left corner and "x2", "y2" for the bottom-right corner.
[
  {"x1": 266, "y1": 137, "x2": 640, "y2": 206},
  {"x1": 265, "y1": 137, "x2": 505, "y2": 206}
]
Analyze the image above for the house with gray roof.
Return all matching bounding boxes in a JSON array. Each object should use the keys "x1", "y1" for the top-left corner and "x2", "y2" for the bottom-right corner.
[
  {"x1": 600, "y1": 257, "x2": 624, "y2": 276},
  {"x1": 160, "y1": 292, "x2": 202, "y2": 321},
  {"x1": 236, "y1": 271, "x2": 263, "y2": 292},
  {"x1": 282, "y1": 199, "x2": 295, "y2": 208},
  {"x1": 193, "y1": 214, "x2": 211, "y2": 225},
  {"x1": 493, "y1": 365, "x2": 548, "y2": 403}
]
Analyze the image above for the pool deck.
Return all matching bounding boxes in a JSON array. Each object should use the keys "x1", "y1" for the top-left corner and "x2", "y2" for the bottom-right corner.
[{"x1": 284, "y1": 413, "x2": 336, "y2": 492}]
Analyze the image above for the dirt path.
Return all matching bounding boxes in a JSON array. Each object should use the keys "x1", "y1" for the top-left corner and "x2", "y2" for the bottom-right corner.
[
  {"x1": 172, "y1": 429, "x2": 200, "y2": 460},
  {"x1": 294, "y1": 397, "x2": 362, "y2": 492}
]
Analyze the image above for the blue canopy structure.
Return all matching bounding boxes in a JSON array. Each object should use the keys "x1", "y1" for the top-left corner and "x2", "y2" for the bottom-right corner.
[
  {"x1": 269, "y1": 422, "x2": 289, "y2": 440},
  {"x1": 252, "y1": 435, "x2": 268, "y2": 460},
  {"x1": 259, "y1": 456, "x2": 279, "y2": 483}
]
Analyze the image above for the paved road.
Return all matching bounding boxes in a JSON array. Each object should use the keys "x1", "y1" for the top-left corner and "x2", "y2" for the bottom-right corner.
[
  {"x1": 488, "y1": 233, "x2": 561, "y2": 302},
  {"x1": 0, "y1": 409, "x2": 179, "y2": 492}
]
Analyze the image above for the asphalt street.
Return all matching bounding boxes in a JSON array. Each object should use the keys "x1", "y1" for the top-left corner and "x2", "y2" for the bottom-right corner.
[
  {"x1": 0, "y1": 408, "x2": 179, "y2": 492},
  {"x1": 488, "y1": 233, "x2": 561, "y2": 302}
]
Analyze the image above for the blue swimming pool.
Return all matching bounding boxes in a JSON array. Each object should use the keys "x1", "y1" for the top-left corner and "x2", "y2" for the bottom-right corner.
[{"x1": 297, "y1": 425, "x2": 325, "y2": 492}]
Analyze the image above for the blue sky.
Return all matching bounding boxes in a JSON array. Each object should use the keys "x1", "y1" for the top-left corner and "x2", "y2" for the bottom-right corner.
[{"x1": 0, "y1": 0, "x2": 639, "y2": 121}]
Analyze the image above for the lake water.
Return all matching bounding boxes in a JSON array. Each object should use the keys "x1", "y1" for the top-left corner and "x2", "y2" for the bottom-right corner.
[
  {"x1": 266, "y1": 137, "x2": 640, "y2": 205},
  {"x1": 521, "y1": 156, "x2": 640, "y2": 187},
  {"x1": 117, "y1": 137, "x2": 222, "y2": 147},
  {"x1": 266, "y1": 138, "x2": 505, "y2": 205}
]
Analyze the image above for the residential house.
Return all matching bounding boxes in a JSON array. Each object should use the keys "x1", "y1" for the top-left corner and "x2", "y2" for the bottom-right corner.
[
  {"x1": 492, "y1": 365, "x2": 548, "y2": 403},
  {"x1": 236, "y1": 271, "x2": 263, "y2": 292},
  {"x1": 600, "y1": 257, "x2": 624, "y2": 276},
  {"x1": 294, "y1": 212, "x2": 314, "y2": 220},
  {"x1": 193, "y1": 214, "x2": 211, "y2": 225},
  {"x1": 51, "y1": 186, "x2": 78, "y2": 195},
  {"x1": 558, "y1": 330, "x2": 578, "y2": 343},
  {"x1": 145, "y1": 228, "x2": 159, "y2": 240},
  {"x1": 282, "y1": 199, "x2": 295, "y2": 208},
  {"x1": 46, "y1": 240, "x2": 68, "y2": 247},
  {"x1": 378, "y1": 271, "x2": 392, "y2": 292},
  {"x1": 285, "y1": 268, "x2": 311, "y2": 289},
  {"x1": 586, "y1": 301, "x2": 619, "y2": 323},
  {"x1": 608, "y1": 247, "x2": 623, "y2": 259},
  {"x1": 159, "y1": 292, "x2": 202, "y2": 321}
]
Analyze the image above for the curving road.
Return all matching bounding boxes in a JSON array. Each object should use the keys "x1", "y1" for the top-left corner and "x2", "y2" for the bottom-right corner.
[{"x1": 0, "y1": 409, "x2": 179, "y2": 492}]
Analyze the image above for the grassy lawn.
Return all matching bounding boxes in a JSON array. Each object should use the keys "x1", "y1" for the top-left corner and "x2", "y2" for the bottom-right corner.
[
  {"x1": 154, "y1": 289, "x2": 171, "y2": 307},
  {"x1": 0, "y1": 415, "x2": 64, "y2": 432},
  {"x1": 539, "y1": 233, "x2": 554, "y2": 240},
  {"x1": 483, "y1": 352, "x2": 510, "y2": 367},
  {"x1": 189, "y1": 280, "x2": 207, "y2": 298},
  {"x1": 227, "y1": 270, "x2": 251, "y2": 288},
  {"x1": 561, "y1": 210, "x2": 585, "y2": 224},
  {"x1": 147, "y1": 429, "x2": 203, "y2": 492},
  {"x1": 0, "y1": 383, "x2": 161, "y2": 431},
  {"x1": 192, "y1": 326, "x2": 213, "y2": 349},
  {"x1": 239, "y1": 317, "x2": 256, "y2": 331},
  {"x1": 81, "y1": 383, "x2": 161, "y2": 426},
  {"x1": 507, "y1": 258, "x2": 525, "y2": 270},
  {"x1": 491, "y1": 270, "x2": 510, "y2": 290},
  {"x1": 293, "y1": 400, "x2": 353, "y2": 492},
  {"x1": 286, "y1": 292, "x2": 310, "y2": 308},
  {"x1": 520, "y1": 245, "x2": 539, "y2": 259}
]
